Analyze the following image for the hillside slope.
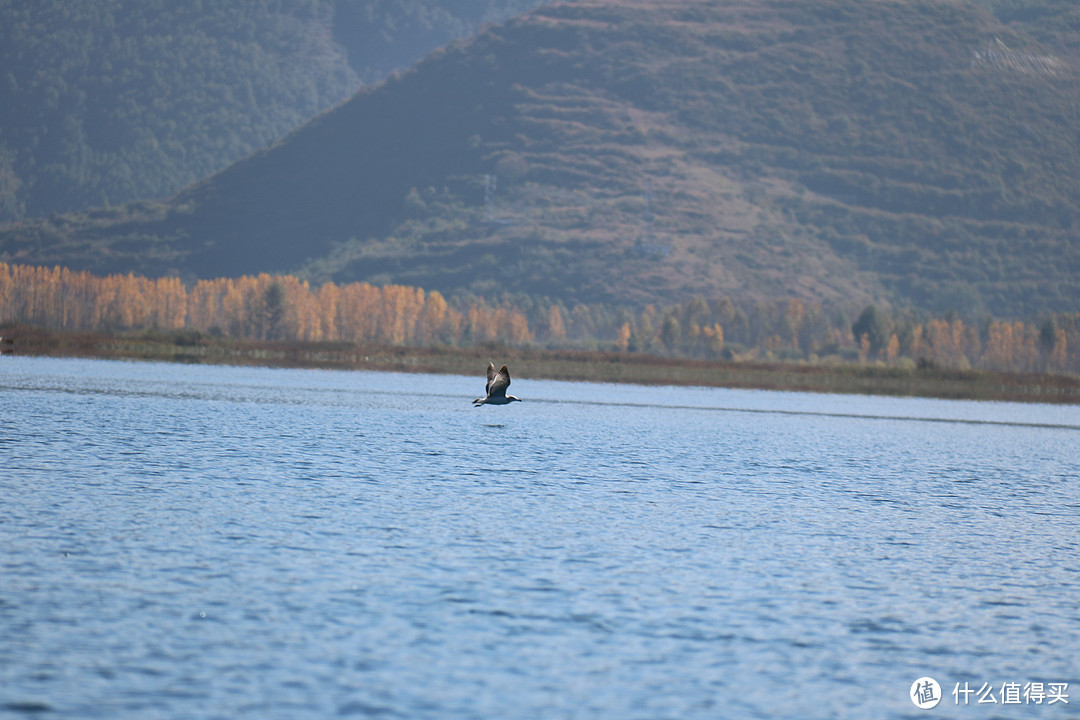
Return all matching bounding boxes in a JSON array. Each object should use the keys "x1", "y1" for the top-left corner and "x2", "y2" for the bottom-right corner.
[
  {"x1": 2, "y1": 0, "x2": 1079, "y2": 316},
  {"x1": 0, "y1": 0, "x2": 543, "y2": 222}
]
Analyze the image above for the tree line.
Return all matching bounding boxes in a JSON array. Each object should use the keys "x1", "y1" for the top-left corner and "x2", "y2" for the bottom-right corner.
[
  {"x1": 1, "y1": 263, "x2": 1076, "y2": 375},
  {"x1": 0, "y1": 264, "x2": 532, "y2": 348}
]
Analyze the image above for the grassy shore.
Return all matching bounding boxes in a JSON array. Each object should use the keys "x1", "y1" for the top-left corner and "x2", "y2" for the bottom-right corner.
[{"x1": 3, "y1": 323, "x2": 1080, "y2": 404}]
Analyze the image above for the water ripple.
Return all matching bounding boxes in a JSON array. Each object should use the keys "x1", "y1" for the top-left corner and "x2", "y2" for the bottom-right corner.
[{"x1": 2, "y1": 357, "x2": 1078, "y2": 719}]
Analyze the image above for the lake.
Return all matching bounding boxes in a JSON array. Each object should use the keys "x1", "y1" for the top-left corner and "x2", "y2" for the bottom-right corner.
[{"x1": 2, "y1": 356, "x2": 1078, "y2": 719}]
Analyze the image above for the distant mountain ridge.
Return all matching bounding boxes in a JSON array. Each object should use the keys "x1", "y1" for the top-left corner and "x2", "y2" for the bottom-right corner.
[{"x1": 2, "y1": 0, "x2": 1079, "y2": 317}]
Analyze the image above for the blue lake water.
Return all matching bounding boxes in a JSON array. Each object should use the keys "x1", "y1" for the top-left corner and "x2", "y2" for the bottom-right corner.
[{"x1": 2, "y1": 356, "x2": 1078, "y2": 719}]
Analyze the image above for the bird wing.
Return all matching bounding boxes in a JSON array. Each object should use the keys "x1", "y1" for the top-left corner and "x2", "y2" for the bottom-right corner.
[
  {"x1": 484, "y1": 362, "x2": 497, "y2": 395},
  {"x1": 487, "y1": 364, "x2": 511, "y2": 399}
]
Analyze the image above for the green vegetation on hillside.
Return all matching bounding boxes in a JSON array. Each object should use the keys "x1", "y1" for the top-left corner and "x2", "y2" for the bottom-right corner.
[
  {"x1": 0, "y1": 0, "x2": 544, "y2": 222},
  {"x1": 1, "y1": 0, "x2": 1078, "y2": 320},
  {"x1": 0, "y1": 0, "x2": 354, "y2": 220}
]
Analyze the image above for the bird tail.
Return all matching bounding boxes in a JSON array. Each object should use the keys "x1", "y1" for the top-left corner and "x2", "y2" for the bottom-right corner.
[{"x1": 472, "y1": 397, "x2": 486, "y2": 406}]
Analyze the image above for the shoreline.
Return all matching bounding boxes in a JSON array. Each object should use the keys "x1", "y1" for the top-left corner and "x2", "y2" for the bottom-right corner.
[{"x1": 3, "y1": 323, "x2": 1080, "y2": 404}]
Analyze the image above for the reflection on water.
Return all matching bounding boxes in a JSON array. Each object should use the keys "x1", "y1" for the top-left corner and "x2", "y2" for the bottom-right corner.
[{"x1": 2, "y1": 357, "x2": 1078, "y2": 719}]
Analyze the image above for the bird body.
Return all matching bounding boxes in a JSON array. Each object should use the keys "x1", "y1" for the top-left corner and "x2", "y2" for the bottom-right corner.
[{"x1": 473, "y1": 362, "x2": 522, "y2": 406}]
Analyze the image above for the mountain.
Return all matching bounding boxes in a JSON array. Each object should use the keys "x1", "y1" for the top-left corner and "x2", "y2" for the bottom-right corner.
[
  {"x1": 0, "y1": 0, "x2": 545, "y2": 222},
  {"x1": 2, "y1": 0, "x2": 1079, "y2": 317}
]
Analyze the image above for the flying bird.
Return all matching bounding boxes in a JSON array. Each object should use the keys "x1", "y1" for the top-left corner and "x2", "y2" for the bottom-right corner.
[{"x1": 473, "y1": 362, "x2": 522, "y2": 406}]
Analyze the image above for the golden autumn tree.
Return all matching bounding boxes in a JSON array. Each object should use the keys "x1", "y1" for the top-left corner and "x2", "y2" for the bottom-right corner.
[
  {"x1": 187, "y1": 278, "x2": 223, "y2": 333},
  {"x1": 924, "y1": 318, "x2": 977, "y2": 369},
  {"x1": 1050, "y1": 328, "x2": 1068, "y2": 372},
  {"x1": 0, "y1": 263, "x2": 12, "y2": 320},
  {"x1": 547, "y1": 305, "x2": 566, "y2": 344},
  {"x1": 857, "y1": 334, "x2": 871, "y2": 363},
  {"x1": 316, "y1": 281, "x2": 341, "y2": 341},
  {"x1": 615, "y1": 321, "x2": 631, "y2": 352},
  {"x1": 781, "y1": 299, "x2": 804, "y2": 350},
  {"x1": 501, "y1": 307, "x2": 534, "y2": 345},
  {"x1": 983, "y1": 321, "x2": 1015, "y2": 371},
  {"x1": 703, "y1": 323, "x2": 724, "y2": 357},
  {"x1": 151, "y1": 276, "x2": 187, "y2": 330},
  {"x1": 885, "y1": 334, "x2": 900, "y2": 364},
  {"x1": 416, "y1": 290, "x2": 450, "y2": 346},
  {"x1": 336, "y1": 282, "x2": 379, "y2": 342}
]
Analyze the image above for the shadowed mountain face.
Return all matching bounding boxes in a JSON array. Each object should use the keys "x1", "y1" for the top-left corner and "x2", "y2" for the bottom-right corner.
[
  {"x1": 0, "y1": 0, "x2": 546, "y2": 222},
  {"x1": 3, "y1": 0, "x2": 1079, "y2": 316}
]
